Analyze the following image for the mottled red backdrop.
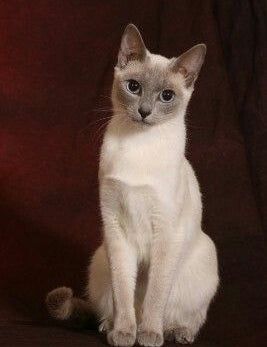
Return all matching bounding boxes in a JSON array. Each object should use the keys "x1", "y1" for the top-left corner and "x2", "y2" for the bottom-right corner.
[{"x1": 0, "y1": 0, "x2": 266, "y2": 346}]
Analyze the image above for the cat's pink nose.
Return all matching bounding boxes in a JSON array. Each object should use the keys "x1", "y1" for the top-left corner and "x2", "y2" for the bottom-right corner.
[{"x1": 138, "y1": 108, "x2": 151, "y2": 119}]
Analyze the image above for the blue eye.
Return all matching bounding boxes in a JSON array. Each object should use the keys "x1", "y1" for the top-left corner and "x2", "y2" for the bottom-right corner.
[
  {"x1": 159, "y1": 89, "x2": 175, "y2": 102},
  {"x1": 126, "y1": 79, "x2": 141, "y2": 94}
]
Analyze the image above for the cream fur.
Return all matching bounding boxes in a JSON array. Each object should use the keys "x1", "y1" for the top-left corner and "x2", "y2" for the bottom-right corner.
[
  {"x1": 87, "y1": 52, "x2": 219, "y2": 346},
  {"x1": 46, "y1": 25, "x2": 219, "y2": 347}
]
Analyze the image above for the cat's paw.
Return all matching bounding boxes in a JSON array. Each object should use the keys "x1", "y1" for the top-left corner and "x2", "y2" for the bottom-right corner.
[
  {"x1": 99, "y1": 319, "x2": 112, "y2": 334},
  {"x1": 175, "y1": 327, "x2": 195, "y2": 344},
  {"x1": 164, "y1": 328, "x2": 175, "y2": 342},
  {"x1": 107, "y1": 328, "x2": 136, "y2": 346},
  {"x1": 164, "y1": 327, "x2": 195, "y2": 344},
  {"x1": 137, "y1": 329, "x2": 163, "y2": 347}
]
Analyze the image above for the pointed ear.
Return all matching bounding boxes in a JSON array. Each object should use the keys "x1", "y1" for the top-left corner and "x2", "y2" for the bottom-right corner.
[
  {"x1": 171, "y1": 44, "x2": 206, "y2": 87},
  {"x1": 117, "y1": 24, "x2": 147, "y2": 69}
]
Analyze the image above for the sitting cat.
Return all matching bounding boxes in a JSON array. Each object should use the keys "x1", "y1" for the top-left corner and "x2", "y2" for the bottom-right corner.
[{"x1": 46, "y1": 24, "x2": 219, "y2": 347}]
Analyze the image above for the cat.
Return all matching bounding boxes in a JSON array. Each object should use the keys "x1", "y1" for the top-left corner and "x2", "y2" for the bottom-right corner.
[{"x1": 46, "y1": 24, "x2": 219, "y2": 347}]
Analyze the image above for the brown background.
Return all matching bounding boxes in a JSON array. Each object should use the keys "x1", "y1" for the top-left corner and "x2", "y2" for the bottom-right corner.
[{"x1": 0, "y1": 0, "x2": 266, "y2": 346}]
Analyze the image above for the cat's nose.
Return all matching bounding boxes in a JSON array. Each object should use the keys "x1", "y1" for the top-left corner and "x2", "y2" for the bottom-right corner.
[{"x1": 138, "y1": 108, "x2": 151, "y2": 119}]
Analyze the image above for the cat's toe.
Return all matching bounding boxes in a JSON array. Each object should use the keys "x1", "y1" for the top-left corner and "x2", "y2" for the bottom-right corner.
[
  {"x1": 164, "y1": 328, "x2": 175, "y2": 342},
  {"x1": 107, "y1": 328, "x2": 136, "y2": 346},
  {"x1": 98, "y1": 319, "x2": 111, "y2": 334},
  {"x1": 174, "y1": 327, "x2": 195, "y2": 344},
  {"x1": 138, "y1": 330, "x2": 164, "y2": 347}
]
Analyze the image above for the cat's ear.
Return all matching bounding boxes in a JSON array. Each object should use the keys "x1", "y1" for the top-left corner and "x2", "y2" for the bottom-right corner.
[
  {"x1": 117, "y1": 24, "x2": 147, "y2": 69},
  {"x1": 171, "y1": 44, "x2": 206, "y2": 88}
]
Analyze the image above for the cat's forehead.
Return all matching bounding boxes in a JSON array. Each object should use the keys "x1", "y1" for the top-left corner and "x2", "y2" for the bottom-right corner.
[{"x1": 116, "y1": 53, "x2": 183, "y2": 89}]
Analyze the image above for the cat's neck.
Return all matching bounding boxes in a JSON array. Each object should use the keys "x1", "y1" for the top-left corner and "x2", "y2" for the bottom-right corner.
[
  {"x1": 107, "y1": 112, "x2": 186, "y2": 156},
  {"x1": 100, "y1": 112, "x2": 187, "y2": 186}
]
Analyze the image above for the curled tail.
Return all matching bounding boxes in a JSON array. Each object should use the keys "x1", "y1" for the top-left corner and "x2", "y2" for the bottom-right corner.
[{"x1": 45, "y1": 287, "x2": 91, "y2": 320}]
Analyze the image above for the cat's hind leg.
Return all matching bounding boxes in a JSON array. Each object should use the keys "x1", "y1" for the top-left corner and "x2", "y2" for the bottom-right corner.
[
  {"x1": 163, "y1": 232, "x2": 219, "y2": 344},
  {"x1": 164, "y1": 307, "x2": 207, "y2": 344},
  {"x1": 88, "y1": 244, "x2": 114, "y2": 334}
]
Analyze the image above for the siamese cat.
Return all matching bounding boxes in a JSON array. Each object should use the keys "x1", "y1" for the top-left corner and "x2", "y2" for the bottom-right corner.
[{"x1": 46, "y1": 24, "x2": 219, "y2": 346}]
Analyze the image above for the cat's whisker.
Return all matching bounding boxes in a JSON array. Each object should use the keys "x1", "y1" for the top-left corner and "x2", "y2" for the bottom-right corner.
[
  {"x1": 89, "y1": 120, "x2": 110, "y2": 143},
  {"x1": 78, "y1": 116, "x2": 114, "y2": 136},
  {"x1": 99, "y1": 94, "x2": 113, "y2": 101},
  {"x1": 93, "y1": 108, "x2": 113, "y2": 113}
]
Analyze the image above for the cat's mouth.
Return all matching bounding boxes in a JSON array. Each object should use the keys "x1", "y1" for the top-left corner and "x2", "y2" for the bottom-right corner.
[
  {"x1": 141, "y1": 119, "x2": 152, "y2": 125},
  {"x1": 130, "y1": 116, "x2": 152, "y2": 126}
]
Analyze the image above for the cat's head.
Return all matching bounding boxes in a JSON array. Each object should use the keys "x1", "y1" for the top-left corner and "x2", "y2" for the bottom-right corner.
[{"x1": 112, "y1": 24, "x2": 206, "y2": 126}]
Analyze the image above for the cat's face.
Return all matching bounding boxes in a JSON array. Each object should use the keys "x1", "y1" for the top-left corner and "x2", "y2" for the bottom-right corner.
[
  {"x1": 113, "y1": 57, "x2": 186, "y2": 126},
  {"x1": 112, "y1": 24, "x2": 206, "y2": 126}
]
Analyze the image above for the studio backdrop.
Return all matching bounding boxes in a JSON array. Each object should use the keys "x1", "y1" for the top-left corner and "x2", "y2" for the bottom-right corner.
[{"x1": 0, "y1": 1, "x2": 266, "y2": 346}]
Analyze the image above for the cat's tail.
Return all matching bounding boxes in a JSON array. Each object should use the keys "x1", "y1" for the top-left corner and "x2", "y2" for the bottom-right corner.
[{"x1": 45, "y1": 287, "x2": 91, "y2": 320}]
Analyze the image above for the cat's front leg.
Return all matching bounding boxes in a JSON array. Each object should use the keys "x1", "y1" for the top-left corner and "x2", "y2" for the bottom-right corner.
[
  {"x1": 138, "y1": 225, "x2": 183, "y2": 347},
  {"x1": 103, "y1": 217, "x2": 137, "y2": 346}
]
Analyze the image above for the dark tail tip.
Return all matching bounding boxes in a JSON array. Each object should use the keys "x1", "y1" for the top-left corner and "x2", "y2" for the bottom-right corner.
[{"x1": 45, "y1": 286, "x2": 73, "y2": 320}]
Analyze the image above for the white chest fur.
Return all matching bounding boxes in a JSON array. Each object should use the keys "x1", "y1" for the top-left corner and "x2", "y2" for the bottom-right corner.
[
  {"x1": 99, "y1": 115, "x2": 188, "y2": 262},
  {"x1": 100, "y1": 116, "x2": 185, "y2": 190}
]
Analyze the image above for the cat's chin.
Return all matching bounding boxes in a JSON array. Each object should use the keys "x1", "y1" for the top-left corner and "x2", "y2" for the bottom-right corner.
[{"x1": 130, "y1": 117, "x2": 153, "y2": 127}]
